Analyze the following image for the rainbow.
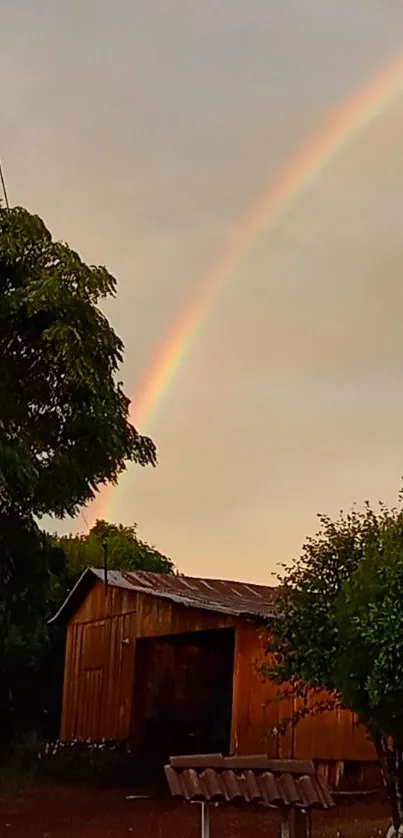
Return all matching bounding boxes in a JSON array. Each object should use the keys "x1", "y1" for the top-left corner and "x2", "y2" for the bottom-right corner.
[{"x1": 87, "y1": 55, "x2": 403, "y2": 526}]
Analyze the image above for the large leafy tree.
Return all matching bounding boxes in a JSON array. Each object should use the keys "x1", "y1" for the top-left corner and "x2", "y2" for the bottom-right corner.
[
  {"x1": 0, "y1": 204, "x2": 157, "y2": 743},
  {"x1": 0, "y1": 205, "x2": 156, "y2": 520},
  {"x1": 265, "y1": 494, "x2": 403, "y2": 834}
]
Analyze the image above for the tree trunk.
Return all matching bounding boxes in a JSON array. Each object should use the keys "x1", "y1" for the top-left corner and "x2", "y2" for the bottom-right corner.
[
  {"x1": 372, "y1": 732, "x2": 403, "y2": 832},
  {"x1": 390, "y1": 743, "x2": 403, "y2": 833}
]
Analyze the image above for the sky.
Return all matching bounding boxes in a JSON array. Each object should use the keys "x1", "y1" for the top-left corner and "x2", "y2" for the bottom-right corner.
[{"x1": 2, "y1": 0, "x2": 403, "y2": 583}]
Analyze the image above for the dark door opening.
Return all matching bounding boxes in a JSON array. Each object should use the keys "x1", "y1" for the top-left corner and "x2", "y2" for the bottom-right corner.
[{"x1": 131, "y1": 628, "x2": 235, "y2": 769}]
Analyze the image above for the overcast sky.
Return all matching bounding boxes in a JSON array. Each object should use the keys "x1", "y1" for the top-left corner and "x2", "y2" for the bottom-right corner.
[{"x1": 3, "y1": 0, "x2": 403, "y2": 582}]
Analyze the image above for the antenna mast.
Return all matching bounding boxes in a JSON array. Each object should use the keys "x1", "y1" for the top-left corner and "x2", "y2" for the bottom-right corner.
[
  {"x1": 102, "y1": 538, "x2": 108, "y2": 594},
  {"x1": 0, "y1": 154, "x2": 10, "y2": 209}
]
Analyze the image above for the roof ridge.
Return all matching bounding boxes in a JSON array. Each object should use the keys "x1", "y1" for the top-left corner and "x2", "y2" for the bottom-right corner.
[{"x1": 103, "y1": 568, "x2": 275, "y2": 591}]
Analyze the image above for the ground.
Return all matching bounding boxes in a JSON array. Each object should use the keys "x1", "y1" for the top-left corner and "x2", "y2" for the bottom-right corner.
[{"x1": 0, "y1": 787, "x2": 390, "y2": 838}]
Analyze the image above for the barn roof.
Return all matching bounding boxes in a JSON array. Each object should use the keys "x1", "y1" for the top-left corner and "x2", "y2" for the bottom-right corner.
[{"x1": 49, "y1": 567, "x2": 276, "y2": 624}]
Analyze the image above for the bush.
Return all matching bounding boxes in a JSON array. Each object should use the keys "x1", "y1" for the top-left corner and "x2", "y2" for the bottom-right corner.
[
  {"x1": 0, "y1": 730, "x2": 45, "y2": 790},
  {"x1": 12, "y1": 730, "x2": 44, "y2": 771},
  {"x1": 38, "y1": 739, "x2": 141, "y2": 787}
]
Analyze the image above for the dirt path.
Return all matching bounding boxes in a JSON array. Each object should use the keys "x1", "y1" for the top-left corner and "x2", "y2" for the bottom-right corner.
[{"x1": 0, "y1": 786, "x2": 390, "y2": 838}]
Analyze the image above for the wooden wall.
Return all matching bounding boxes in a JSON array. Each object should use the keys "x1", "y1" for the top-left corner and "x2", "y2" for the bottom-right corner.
[
  {"x1": 61, "y1": 611, "x2": 137, "y2": 740},
  {"x1": 60, "y1": 580, "x2": 376, "y2": 763},
  {"x1": 231, "y1": 623, "x2": 376, "y2": 762},
  {"x1": 231, "y1": 623, "x2": 291, "y2": 757}
]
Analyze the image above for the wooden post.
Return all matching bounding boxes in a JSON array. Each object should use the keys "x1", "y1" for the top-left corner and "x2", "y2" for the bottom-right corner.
[
  {"x1": 280, "y1": 811, "x2": 291, "y2": 838},
  {"x1": 201, "y1": 803, "x2": 210, "y2": 838},
  {"x1": 293, "y1": 809, "x2": 309, "y2": 838},
  {"x1": 280, "y1": 809, "x2": 309, "y2": 838}
]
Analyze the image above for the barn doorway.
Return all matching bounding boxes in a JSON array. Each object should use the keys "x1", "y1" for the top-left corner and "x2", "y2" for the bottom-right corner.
[{"x1": 131, "y1": 628, "x2": 235, "y2": 770}]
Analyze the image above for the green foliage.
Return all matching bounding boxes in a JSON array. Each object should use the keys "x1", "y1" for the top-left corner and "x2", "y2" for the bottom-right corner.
[
  {"x1": 0, "y1": 512, "x2": 65, "y2": 670},
  {"x1": 334, "y1": 517, "x2": 403, "y2": 737},
  {"x1": 11, "y1": 730, "x2": 44, "y2": 772},
  {"x1": 52, "y1": 519, "x2": 174, "y2": 578},
  {"x1": 0, "y1": 205, "x2": 156, "y2": 520},
  {"x1": 265, "y1": 498, "x2": 403, "y2": 731},
  {"x1": 0, "y1": 730, "x2": 44, "y2": 791},
  {"x1": 265, "y1": 493, "x2": 403, "y2": 829}
]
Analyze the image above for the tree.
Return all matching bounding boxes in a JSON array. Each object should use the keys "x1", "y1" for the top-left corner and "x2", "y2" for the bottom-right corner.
[
  {"x1": 265, "y1": 494, "x2": 403, "y2": 833},
  {"x1": 0, "y1": 512, "x2": 66, "y2": 745},
  {"x1": 53, "y1": 519, "x2": 174, "y2": 580},
  {"x1": 0, "y1": 205, "x2": 156, "y2": 521},
  {"x1": 0, "y1": 203, "x2": 157, "y2": 745}
]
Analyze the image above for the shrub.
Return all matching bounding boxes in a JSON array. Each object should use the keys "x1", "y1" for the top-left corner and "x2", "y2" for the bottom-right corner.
[{"x1": 38, "y1": 739, "x2": 141, "y2": 786}]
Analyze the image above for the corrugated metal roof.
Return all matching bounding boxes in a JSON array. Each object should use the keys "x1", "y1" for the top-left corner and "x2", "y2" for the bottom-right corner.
[
  {"x1": 92, "y1": 568, "x2": 276, "y2": 618},
  {"x1": 164, "y1": 755, "x2": 334, "y2": 810},
  {"x1": 49, "y1": 568, "x2": 276, "y2": 624}
]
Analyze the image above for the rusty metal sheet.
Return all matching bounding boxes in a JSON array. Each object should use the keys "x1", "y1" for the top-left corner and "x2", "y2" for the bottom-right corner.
[
  {"x1": 116, "y1": 572, "x2": 276, "y2": 618},
  {"x1": 51, "y1": 568, "x2": 276, "y2": 625}
]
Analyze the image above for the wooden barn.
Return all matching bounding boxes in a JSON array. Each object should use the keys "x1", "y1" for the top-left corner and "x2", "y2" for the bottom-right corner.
[{"x1": 51, "y1": 569, "x2": 376, "y2": 780}]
